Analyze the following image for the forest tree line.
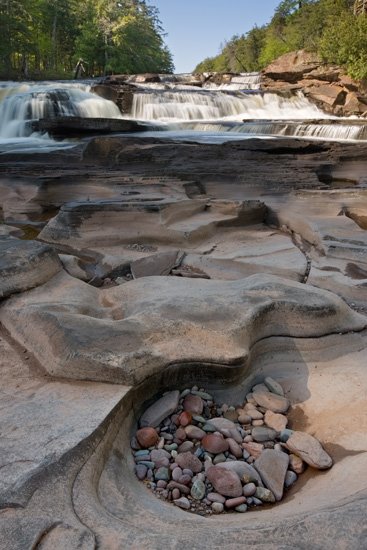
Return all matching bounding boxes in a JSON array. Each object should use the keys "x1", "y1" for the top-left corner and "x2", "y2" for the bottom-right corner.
[
  {"x1": 0, "y1": 0, "x2": 173, "y2": 79},
  {"x1": 195, "y1": 0, "x2": 367, "y2": 81}
]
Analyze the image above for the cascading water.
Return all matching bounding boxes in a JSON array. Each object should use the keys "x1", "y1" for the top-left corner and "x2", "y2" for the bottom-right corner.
[
  {"x1": 1, "y1": 71, "x2": 367, "y2": 151},
  {"x1": 203, "y1": 73, "x2": 262, "y2": 90},
  {"x1": 130, "y1": 90, "x2": 327, "y2": 122},
  {"x1": 0, "y1": 82, "x2": 122, "y2": 139}
]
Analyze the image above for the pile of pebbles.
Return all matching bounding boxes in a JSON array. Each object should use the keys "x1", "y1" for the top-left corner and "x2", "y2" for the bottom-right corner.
[{"x1": 131, "y1": 378, "x2": 332, "y2": 515}]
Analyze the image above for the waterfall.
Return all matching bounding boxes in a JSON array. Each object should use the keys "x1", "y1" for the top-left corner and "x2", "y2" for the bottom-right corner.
[
  {"x1": 0, "y1": 83, "x2": 122, "y2": 138},
  {"x1": 1, "y1": 76, "x2": 367, "y2": 149},
  {"x1": 130, "y1": 90, "x2": 326, "y2": 122},
  {"x1": 170, "y1": 120, "x2": 367, "y2": 142},
  {"x1": 203, "y1": 73, "x2": 262, "y2": 90}
]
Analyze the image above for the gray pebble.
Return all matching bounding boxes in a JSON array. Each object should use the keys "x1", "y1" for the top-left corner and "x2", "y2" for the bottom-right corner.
[
  {"x1": 174, "y1": 497, "x2": 191, "y2": 510},
  {"x1": 211, "y1": 502, "x2": 224, "y2": 513},
  {"x1": 285, "y1": 470, "x2": 298, "y2": 487},
  {"x1": 235, "y1": 504, "x2": 248, "y2": 513},
  {"x1": 191, "y1": 480, "x2": 206, "y2": 500},
  {"x1": 135, "y1": 464, "x2": 147, "y2": 480}
]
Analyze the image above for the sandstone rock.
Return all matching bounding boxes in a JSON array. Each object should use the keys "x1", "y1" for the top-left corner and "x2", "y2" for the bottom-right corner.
[
  {"x1": 285, "y1": 431, "x2": 333, "y2": 469},
  {"x1": 167, "y1": 481, "x2": 190, "y2": 495},
  {"x1": 150, "y1": 449, "x2": 171, "y2": 467},
  {"x1": 140, "y1": 391, "x2": 180, "y2": 428},
  {"x1": 3, "y1": 272, "x2": 365, "y2": 385},
  {"x1": 136, "y1": 427, "x2": 159, "y2": 448},
  {"x1": 135, "y1": 464, "x2": 147, "y2": 480},
  {"x1": 184, "y1": 425, "x2": 206, "y2": 440},
  {"x1": 202, "y1": 434, "x2": 229, "y2": 454},
  {"x1": 264, "y1": 377, "x2": 284, "y2": 396},
  {"x1": 264, "y1": 410, "x2": 288, "y2": 432},
  {"x1": 226, "y1": 438, "x2": 243, "y2": 458},
  {"x1": 207, "y1": 492, "x2": 226, "y2": 504},
  {"x1": 207, "y1": 417, "x2": 236, "y2": 431},
  {"x1": 251, "y1": 426, "x2": 278, "y2": 442},
  {"x1": 178, "y1": 411, "x2": 192, "y2": 427},
  {"x1": 252, "y1": 383, "x2": 269, "y2": 393},
  {"x1": 0, "y1": 237, "x2": 61, "y2": 299},
  {"x1": 253, "y1": 392, "x2": 290, "y2": 414},
  {"x1": 289, "y1": 453, "x2": 306, "y2": 474},
  {"x1": 285, "y1": 470, "x2": 298, "y2": 488},
  {"x1": 255, "y1": 486, "x2": 276, "y2": 503},
  {"x1": 220, "y1": 428, "x2": 242, "y2": 444},
  {"x1": 217, "y1": 461, "x2": 262, "y2": 485},
  {"x1": 154, "y1": 467, "x2": 170, "y2": 482},
  {"x1": 238, "y1": 412, "x2": 252, "y2": 425},
  {"x1": 131, "y1": 250, "x2": 183, "y2": 279},
  {"x1": 225, "y1": 496, "x2": 247, "y2": 509},
  {"x1": 307, "y1": 85, "x2": 346, "y2": 108},
  {"x1": 243, "y1": 483, "x2": 257, "y2": 497},
  {"x1": 177, "y1": 441, "x2": 194, "y2": 453},
  {"x1": 242, "y1": 441, "x2": 264, "y2": 459},
  {"x1": 207, "y1": 466, "x2": 243, "y2": 498},
  {"x1": 211, "y1": 502, "x2": 224, "y2": 513},
  {"x1": 247, "y1": 409, "x2": 264, "y2": 420},
  {"x1": 174, "y1": 497, "x2": 191, "y2": 510},
  {"x1": 263, "y1": 50, "x2": 321, "y2": 83},
  {"x1": 172, "y1": 467, "x2": 183, "y2": 482},
  {"x1": 175, "y1": 452, "x2": 202, "y2": 473},
  {"x1": 183, "y1": 394, "x2": 204, "y2": 415},
  {"x1": 254, "y1": 449, "x2": 289, "y2": 501}
]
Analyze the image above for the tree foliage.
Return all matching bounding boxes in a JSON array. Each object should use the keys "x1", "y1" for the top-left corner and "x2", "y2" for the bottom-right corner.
[
  {"x1": 0, "y1": 0, "x2": 173, "y2": 78},
  {"x1": 194, "y1": 0, "x2": 367, "y2": 80}
]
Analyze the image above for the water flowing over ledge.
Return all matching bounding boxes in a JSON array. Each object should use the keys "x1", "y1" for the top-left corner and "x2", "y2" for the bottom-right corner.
[{"x1": 0, "y1": 73, "x2": 367, "y2": 151}]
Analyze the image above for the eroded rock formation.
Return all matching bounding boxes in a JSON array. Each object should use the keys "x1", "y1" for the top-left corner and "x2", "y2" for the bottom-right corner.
[
  {"x1": 0, "y1": 135, "x2": 367, "y2": 548},
  {"x1": 262, "y1": 50, "x2": 367, "y2": 116}
]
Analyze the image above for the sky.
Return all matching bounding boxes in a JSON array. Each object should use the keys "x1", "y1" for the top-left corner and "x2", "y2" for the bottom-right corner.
[{"x1": 149, "y1": 0, "x2": 281, "y2": 73}]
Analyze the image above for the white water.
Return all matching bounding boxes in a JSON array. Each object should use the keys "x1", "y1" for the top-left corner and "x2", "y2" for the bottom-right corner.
[
  {"x1": 0, "y1": 82, "x2": 122, "y2": 139},
  {"x1": 203, "y1": 73, "x2": 262, "y2": 91},
  {"x1": 131, "y1": 90, "x2": 327, "y2": 122},
  {"x1": 1, "y1": 73, "x2": 367, "y2": 151}
]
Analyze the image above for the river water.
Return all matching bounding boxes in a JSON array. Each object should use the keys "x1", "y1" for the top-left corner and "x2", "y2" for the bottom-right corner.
[{"x1": 0, "y1": 73, "x2": 366, "y2": 152}]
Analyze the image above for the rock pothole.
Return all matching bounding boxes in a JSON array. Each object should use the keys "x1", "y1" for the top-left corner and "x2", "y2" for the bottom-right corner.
[{"x1": 131, "y1": 377, "x2": 332, "y2": 516}]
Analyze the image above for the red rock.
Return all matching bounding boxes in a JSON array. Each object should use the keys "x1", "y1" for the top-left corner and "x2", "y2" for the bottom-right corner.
[
  {"x1": 178, "y1": 411, "x2": 192, "y2": 427},
  {"x1": 175, "y1": 427, "x2": 187, "y2": 441},
  {"x1": 202, "y1": 433, "x2": 229, "y2": 454},
  {"x1": 242, "y1": 441, "x2": 264, "y2": 459},
  {"x1": 167, "y1": 481, "x2": 190, "y2": 495},
  {"x1": 175, "y1": 451, "x2": 202, "y2": 473},
  {"x1": 136, "y1": 427, "x2": 159, "y2": 448},
  {"x1": 178, "y1": 474, "x2": 192, "y2": 486},
  {"x1": 172, "y1": 488, "x2": 181, "y2": 500},
  {"x1": 225, "y1": 496, "x2": 247, "y2": 509},
  {"x1": 207, "y1": 466, "x2": 243, "y2": 498},
  {"x1": 177, "y1": 441, "x2": 194, "y2": 453},
  {"x1": 183, "y1": 394, "x2": 204, "y2": 415}
]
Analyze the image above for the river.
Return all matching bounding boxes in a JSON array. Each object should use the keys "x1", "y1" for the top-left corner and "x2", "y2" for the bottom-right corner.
[{"x1": 0, "y1": 73, "x2": 366, "y2": 152}]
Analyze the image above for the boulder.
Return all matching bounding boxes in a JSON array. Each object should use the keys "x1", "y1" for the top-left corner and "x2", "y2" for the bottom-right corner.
[
  {"x1": 263, "y1": 50, "x2": 321, "y2": 83},
  {"x1": 306, "y1": 85, "x2": 346, "y2": 108}
]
